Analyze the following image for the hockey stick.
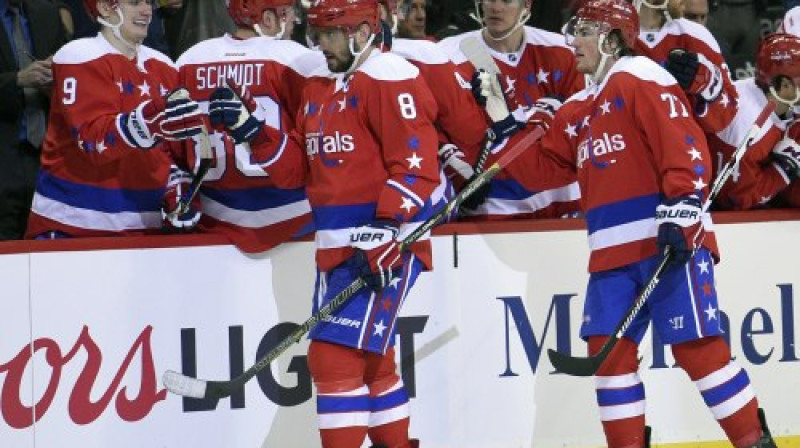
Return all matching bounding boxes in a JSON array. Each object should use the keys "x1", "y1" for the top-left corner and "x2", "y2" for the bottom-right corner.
[
  {"x1": 162, "y1": 125, "x2": 546, "y2": 401},
  {"x1": 460, "y1": 36, "x2": 500, "y2": 173},
  {"x1": 165, "y1": 88, "x2": 213, "y2": 217},
  {"x1": 547, "y1": 101, "x2": 776, "y2": 377}
]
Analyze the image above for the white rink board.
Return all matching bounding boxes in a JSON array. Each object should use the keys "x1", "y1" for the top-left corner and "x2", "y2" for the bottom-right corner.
[{"x1": 1, "y1": 220, "x2": 799, "y2": 448}]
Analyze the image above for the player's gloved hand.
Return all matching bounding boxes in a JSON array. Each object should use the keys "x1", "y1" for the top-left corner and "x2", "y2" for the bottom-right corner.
[
  {"x1": 527, "y1": 96, "x2": 562, "y2": 131},
  {"x1": 208, "y1": 80, "x2": 264, "y2": 145},
  {"x1": 771, "y1": 120, "x2": 800, "y2": 179},
  {"x1": 470, "y1": 69, "x2": 526, "y2": 142},
  {"x1": 655, "y1": 194, "x2": 705, "y2": 267},
  {"x1": 121, "y1": 88, "x2": 205, "y2": 149},
  {"x1": 161, "y1": 166, "x2": 202, "y2": 233},
  {"x1": 459, "y1": 173, "x2": 492, "y2": 212},
  {"x1": 349, "y1": 220, "x2": 404, "y2": 292},
  {"x1": 665, "y1": 49, "x2": 723, "y2": 102},
  {"x1": 439, "y1": 143, "x2": 475, "y2": 182}
]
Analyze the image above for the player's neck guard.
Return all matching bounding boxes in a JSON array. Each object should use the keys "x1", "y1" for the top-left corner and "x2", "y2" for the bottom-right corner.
[
  {"x1": 345, "y1": 33, "x2": 377, "y2": 75},
  {"x1": 770, "y1": 86, "x2": 800, "y2": 108}
]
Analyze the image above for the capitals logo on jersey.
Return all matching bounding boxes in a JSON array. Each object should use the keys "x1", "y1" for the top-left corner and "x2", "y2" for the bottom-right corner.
[
  {"x1": 576, "y1": 132, "x2": 627, "y2": 169},
  {"x1": 306, "y1": 131, "x2": 355, "y2": 160}
]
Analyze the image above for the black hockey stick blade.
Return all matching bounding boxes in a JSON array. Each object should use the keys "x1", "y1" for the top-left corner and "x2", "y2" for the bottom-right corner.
[{"x1": 163, "y1": 126, "x2": 546, "y2": 400}]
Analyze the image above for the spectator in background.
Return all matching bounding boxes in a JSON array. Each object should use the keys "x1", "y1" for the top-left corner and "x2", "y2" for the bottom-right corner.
[
  {"x1": 398, "y1": 0, "x2": 427, "y2": 39},
  {"x1": 52, "y1": 0, "x2": 74, "y2": 39},
  {"x1": 707, "y1": 0, "x2": 762, "y2": 78},
  {"x1": 144, "y1": 0, "x2": 182, "y2": 57},
  {"x1": 682, "y1": 0, "x2": 709, "y2": 25},
  {"x1": 0, "y1": 0, "x2": 67, "y2": 240}
]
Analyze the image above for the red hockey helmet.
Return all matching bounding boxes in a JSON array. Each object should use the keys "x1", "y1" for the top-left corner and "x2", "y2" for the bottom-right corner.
[
  {"x1": 756, "y1": 33, "x2": 800, "y2": 88},
  {"x1": 227, "y1": 0, "x2": 296, "y2": 28},
  {"x1": 570, "y1": 0, "x2": 639, "y2": 49},
  {"x1": 306, "y1": 0, "x2": 381, "y2": 34},
  {"x1": 83, "y1": 0, "x2": 119, "y2": 20}
]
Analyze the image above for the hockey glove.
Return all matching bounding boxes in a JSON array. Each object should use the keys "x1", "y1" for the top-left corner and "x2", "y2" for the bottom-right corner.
[
  {"x1": 161, "y1": 166, "x2": 202, "y2": 232},
  {"x1": 527, "y1": 96, "x2": 562, "y2": 132},
  {"x1": 470, "y1": 69, "x2": 526, "y2": 142},
  {"x1": 665, "y1": 49, "x2": 723, "y2": 103},
  {"x1": 438, "y1": 143, "x2": 475, "y2": 183},
  {"x1": 121, "y1": 88, "x2": 205, "y2": 149},
  {"x1": 655, "y1": 195, "x2": 705, "y2": 267},
  {"x1": 771, "y1": 121, "x2": 800, "y2": 179},
  {"x1": 208, "y1": 80, "x2": 264, "y2": 145},
  {"x1": 349, "y1": 221, "x2": 404, "y2": 292}
]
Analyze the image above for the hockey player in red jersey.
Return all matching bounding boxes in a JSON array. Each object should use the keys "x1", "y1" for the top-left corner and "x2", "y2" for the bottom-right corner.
[
  {"x1": 170, "y1": 0, "x2": 320, "y2": 252},
  {"x1": 436, "y1": 0, "x2": 583, "y2": 219},
  {"x1": 707, "y1": 33, "x2": 800, "y2": 210},
  {"x1": 228, "y1": 0, "x2": 299, "y2": 39},
  {"x1": 634, "y1": 0, "x2": 737, "y2": 134},
  {"x1": 377, "y1": 0, "x2": 487, "y2": 212},
  {"x1": 26, "y1": 0, "x2": 206, "y2": 239},
  {"x1": 476, "y1": 0, "x2": 778, "y2": 446},
  {"x1": 209, "y1": 0, "x2": 438, "y2": 446}
]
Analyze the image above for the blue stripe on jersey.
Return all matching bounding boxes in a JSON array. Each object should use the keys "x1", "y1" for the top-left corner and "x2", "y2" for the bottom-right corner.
[
  {"x1": 595, "y1": 383, "x2": 645, "y2": 406},
  {"x1": 312, "y1": 203, "x2": 377, "y2": 230},
  {"x1": 36, "y1": 171, "x2": 163, "y2": 213},
  {"x1": 201, "y1": 185, "x2": 306, "y2": 211},
  {"x1": 317, "y1": 393, "x2": 370, "y2": 413},
  {"x1": 488, "y1": 178, "x2": 537, "y2": 200},
  {"x1": 585, "y1": 194, "x2": 662, "y2": 235},
  {"x1": 701, "y1": 369, "x2": 750, "y2": 408},
  {"x1": 371, "y1": 387, "x2": 409, "y2": 412}
]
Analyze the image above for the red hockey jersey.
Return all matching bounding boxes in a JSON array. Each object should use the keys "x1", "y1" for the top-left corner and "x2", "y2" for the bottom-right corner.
[
  {"x1": 510, "y1": 56, "x2": 718, "y2": 272},
  {"x1": 27, "y1": 34, "x2": 177, "y2": 238},
  {"x1": 707, "y1": 79, "x2": 790, "y2": 210},
  {"x1": 175, "y1": 35, "x2": 320, "y2": 252},
  {"x1": 251, "y1": 50, "x2": 441, "y2": 271},
  {"x1": 635, "y1": 18, "x2": 737, "y2": 134},
  {"x1": 437, "y1": 28, "x2": 584, "y2": 219}
]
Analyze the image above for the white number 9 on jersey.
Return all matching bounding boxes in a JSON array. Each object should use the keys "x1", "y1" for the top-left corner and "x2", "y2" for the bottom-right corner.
[
  {"x1": 62, "y1": 77, "x2": 77, "y2": 105},
  {"x1": 397, "y1": 93, "x2": 417, "y2": 119}
]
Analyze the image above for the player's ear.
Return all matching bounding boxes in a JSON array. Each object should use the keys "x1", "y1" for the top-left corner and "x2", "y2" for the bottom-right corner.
[
  {"x1": 355, "y1": 22, "x2": 372, "y2": 47},
  {"x1": 97, "y1": 0, "x2": 115, "y2": 19}
]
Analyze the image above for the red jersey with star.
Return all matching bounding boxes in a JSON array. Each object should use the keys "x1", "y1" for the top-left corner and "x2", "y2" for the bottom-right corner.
[
  {"x1": 27, "y1": 34, "x2": 177, "y2": 238},
  {"x1": 437, "y1": 28, "x2": 584, "y2": 219},
  {"x1": 635, "y1": 18, "x2": 737, "y2": 134},
  {"x1": 707, "y1": 78, "x2": 790, "y2": 210},
  {"x1": 511, "y1": 56, "x2": 718, "y2": 273},
  {"x1": 174, "y1": 35, "x2": 320, "y2": 252},
  {"x1": 251, "y1": 50, "x2": 441, "y2": 271},
  {"x1": 391, "y1": 37, "x2": 486, "y2": 151}
]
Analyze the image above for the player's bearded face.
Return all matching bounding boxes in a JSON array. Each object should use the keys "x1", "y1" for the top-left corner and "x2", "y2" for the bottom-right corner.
[
  {"x1": 116, "y1": 0, "x2": 153, "y2": 44},
  {"x1": 311, "y1": 27, "x2": 357, "y2": 73},
  {"x1": 481, "y1": 0, "x2": 527, "y2": 37}
]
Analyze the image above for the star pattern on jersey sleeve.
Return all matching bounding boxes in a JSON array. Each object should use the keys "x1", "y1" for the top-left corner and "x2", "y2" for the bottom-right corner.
[
  {"x1": 406, "y1": 152, "x2": 423, "y2": 169},
  {"x1": 400, "y1": 197, "x2": 416, "y2": 213},
  {"x1": 692, "y1": 177, "x2": 708, "y2": 191},
  {"x1": 688, "y1": 147, "x2": 703, "y2": 160},
  {"x1": 138, "y1": 80, "x2": 150, "y2": 97},
  {"x1": 565, "y1": 122, "x2": 578, "y2": 138},
  {"x1": 536, "y1": 68, "x2": 549, "y2": 84}
]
